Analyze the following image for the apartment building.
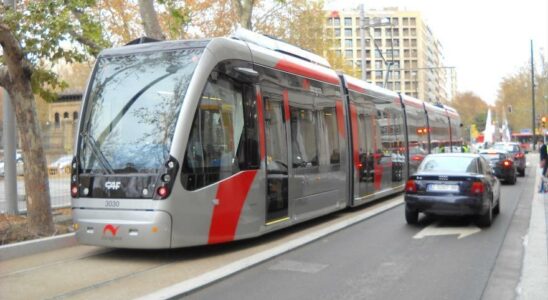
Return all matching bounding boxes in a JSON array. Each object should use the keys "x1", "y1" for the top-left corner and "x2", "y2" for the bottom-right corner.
[{"x1": 326, "y1": 7, "x2": 453, "y2": 102}]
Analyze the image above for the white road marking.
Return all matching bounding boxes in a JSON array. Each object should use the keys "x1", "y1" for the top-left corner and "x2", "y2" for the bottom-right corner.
[
  {"x1": 413, "y1": 222, "x2": 481, "y2": 239},
  {"x1": 268, "y1": 259, "x2": 328, "y2": 273}
]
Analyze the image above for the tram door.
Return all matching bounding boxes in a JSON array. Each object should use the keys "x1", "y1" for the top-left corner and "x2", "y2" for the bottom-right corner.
[{"x1": 264, "y1": 96, "x2": 289, "y2": 223}]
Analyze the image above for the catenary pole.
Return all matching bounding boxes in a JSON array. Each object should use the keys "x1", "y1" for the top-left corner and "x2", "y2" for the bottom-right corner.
[
  {"x1": 3, "y1": 0, "x2": 18, "y2": 214},
  {"x1": 531, "y1": 40, "x2": 536, "y2": 150},
  {"x1": 360, "y1": 4, "x2": 366, "y2": 81}
]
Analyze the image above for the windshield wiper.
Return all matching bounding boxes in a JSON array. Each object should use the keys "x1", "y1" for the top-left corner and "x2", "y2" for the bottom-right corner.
[
  {"x1": 80, "y1": 131, "x2": 114, "y2": 174},
  {"x1": 95, "y1": 70, "x2": 177, "y2": 145}
]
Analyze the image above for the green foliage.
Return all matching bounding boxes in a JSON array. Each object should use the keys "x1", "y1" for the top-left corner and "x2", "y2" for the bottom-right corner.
[
  {"x1": 158, "y1": 0, "x2": 192, "y2": 39},
  {"x1": 474, "y1": 113, "x2": 487, "y2": 132},
  {"x1": 495, "y1": 58, "x2": 548, "y2": 132},
  {"x1": 1, "y1": 0, "x2": 109, "y2": 100}
]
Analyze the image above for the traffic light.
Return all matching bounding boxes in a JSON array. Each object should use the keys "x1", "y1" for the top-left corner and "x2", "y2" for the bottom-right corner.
[{"x1": 542, "y1": 116, "x2": 547, "y2": 127}]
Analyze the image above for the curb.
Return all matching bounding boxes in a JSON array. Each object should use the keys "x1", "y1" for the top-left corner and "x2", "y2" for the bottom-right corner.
[
  {"x1": 0, "y1": 232, "x2": 77, "y2": 261},
  {"x1": 516, "y1": 167, "x2": 548, "y2": 299}
]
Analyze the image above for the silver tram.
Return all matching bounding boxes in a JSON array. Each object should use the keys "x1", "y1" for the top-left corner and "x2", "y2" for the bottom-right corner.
[{"x1": 71, "y1": 29, "x2": 463, "y2": 249}]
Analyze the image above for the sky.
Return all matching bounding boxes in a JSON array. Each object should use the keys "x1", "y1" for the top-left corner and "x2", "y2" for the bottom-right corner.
[{"x1": 325, "y1": 0, "x2": 548, "y2": 105}]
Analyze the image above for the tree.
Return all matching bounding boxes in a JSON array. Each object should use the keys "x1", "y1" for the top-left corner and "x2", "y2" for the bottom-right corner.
[
  {"x1": 138, "y1": 0, "x2": 166, "y2": 40},
  {"x1": 494, "y1": 57, "x2": 548, "y2": 133},
  {"x1": 233, "y1": 0, "x2": 255, "y2": 29},
  {"x1": 449, "y1": 92, "x2": 488, "y2": 132},
  {"x1": 97, "y1": 0, "x2": 143, "y2": 44},
  {"x1": 0, "y1": 1, "x2": 108, "y2": 236}
]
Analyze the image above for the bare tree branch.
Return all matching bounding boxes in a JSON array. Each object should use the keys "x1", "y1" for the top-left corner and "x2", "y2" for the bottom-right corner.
[
  {"x1": 67, "y1": 6, "x2": 104, "y2": 55},
  {"x1": 68, "y1": 28, "x2": 103, "y2": 56}
]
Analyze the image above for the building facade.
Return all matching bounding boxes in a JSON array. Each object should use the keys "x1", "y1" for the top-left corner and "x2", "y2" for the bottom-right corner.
[{"x1": 326, "y1": 7, "x2": 454, "y2": 102}]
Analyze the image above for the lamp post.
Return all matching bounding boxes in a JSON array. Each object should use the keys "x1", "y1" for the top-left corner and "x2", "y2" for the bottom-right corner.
[
  {"x1": 3, "y1": 0, "x2": 18, "y2": 215},
  {"x1": 359, "y1": 4, "x2": 393, "y2": 84},
  {"x1": 531, "y1": 40, "x2": 536, "y2": 150}
]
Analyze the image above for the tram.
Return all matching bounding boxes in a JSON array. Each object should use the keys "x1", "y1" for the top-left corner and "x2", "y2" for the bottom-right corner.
[{"x1": 71, "y1": 29, "x2": 462, "y2": 249}]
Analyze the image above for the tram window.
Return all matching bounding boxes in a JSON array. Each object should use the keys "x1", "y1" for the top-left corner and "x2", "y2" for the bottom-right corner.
[
  {"x1": 182, "y1": 71, "x2": 258, "y2": 190},
  {"x1": 318, "y1": 106, "x2": 340, "y2": 165},
  {"x1": 290, "y1": 107, "x2": 318, "y2": 168}
]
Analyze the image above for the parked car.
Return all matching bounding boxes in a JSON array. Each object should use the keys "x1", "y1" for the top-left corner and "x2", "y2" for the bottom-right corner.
[
  {"x1": 491, "y1": 142, "x2": 526, "y2": 176},
  {"x1": 0, "y1": 152, "x2": 24, "y2": 176},
  {"x1": 404, "y1": 153, "x2": 501, "y2": 227},
  {"x1": 479, "y1": 149, "x2": 517, "y2": 184},
  {"x1": 48, "y1": 155, "x2": 73, "y2": 175}
]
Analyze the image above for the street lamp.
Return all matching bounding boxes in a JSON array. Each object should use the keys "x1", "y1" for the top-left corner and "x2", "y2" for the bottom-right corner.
[{"x1": 359, "y1": 4, "x2": 394, "y2": 83}]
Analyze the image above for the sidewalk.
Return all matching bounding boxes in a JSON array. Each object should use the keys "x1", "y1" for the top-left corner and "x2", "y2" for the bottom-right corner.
[{"x1": 517, "y1": 165, "x2": 548, "y2": 299}]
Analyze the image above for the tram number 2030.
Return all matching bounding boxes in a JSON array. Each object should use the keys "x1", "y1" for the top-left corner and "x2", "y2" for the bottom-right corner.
[{"x1": 105, "y1": 200, "x2": 120, "y2": 208}]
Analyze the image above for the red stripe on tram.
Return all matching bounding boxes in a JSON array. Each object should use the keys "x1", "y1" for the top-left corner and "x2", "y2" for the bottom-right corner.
[
  {"x1": 208, "y1": 170, "x2": 258, "y2": 244},
  {"x1": 283, "y1": 90, "x2": 290, "y2": 122},
  {"x1": 347, "y1": 82, "x2": 366, "y2": 94},
  {"x1": 274, "y1": 59, "x2": 340, "y2": 85}
]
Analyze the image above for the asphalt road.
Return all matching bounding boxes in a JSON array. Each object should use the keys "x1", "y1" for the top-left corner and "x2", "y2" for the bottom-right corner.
[
  {"x1": 0, "y1": 159, "x2": 541, "y2": 300},
  {"x1": 186, "y1": 172, "x2": 532, "y2": 300}
]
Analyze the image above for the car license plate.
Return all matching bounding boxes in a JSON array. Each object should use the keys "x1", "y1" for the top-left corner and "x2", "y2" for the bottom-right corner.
[{"x1": 428, "y1": 184, "x2": 459, "y2": 192}]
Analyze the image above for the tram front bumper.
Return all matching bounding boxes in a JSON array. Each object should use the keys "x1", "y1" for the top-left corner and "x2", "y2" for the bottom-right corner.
[{"x1": 72, "y1": 208, "x2": 172, "y2": 249}]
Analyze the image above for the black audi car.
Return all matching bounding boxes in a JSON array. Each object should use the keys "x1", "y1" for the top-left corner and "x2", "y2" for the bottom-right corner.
[
  {"x1": 404, "y1": 153, "x2": 501, "y2": 227},
  {"x1": 479, "y1": 149, "x2": 517, "y2": 184}
]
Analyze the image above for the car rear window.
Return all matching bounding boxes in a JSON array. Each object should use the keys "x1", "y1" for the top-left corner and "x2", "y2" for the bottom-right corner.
[
  {"x1": 493, "y1": 144, "x2": 518, "y2": 153},
  {"x1": 480, "y1": 153, "x2": 505, "y2": 161},
  {"x1": 419, "y1": 156, "x2": 477, "y2": 173}
]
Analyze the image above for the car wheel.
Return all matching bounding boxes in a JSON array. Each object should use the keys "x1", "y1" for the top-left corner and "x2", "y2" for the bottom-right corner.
[
  {"x1": 477, "y1": 199, "x2": 493, "y2": 227},
  {"x1": 405, "y1": 205, "x2": 419, "y2": 225},
  {"x1": 508, "y1": 173, "x2": 516, "y2": 185},
  {"x1": 493, "y1": 197, "x2": 500, "y2": 215}
]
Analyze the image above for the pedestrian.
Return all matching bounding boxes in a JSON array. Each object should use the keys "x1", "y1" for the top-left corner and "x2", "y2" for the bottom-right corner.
[{"x1": 540, "y1": 142, "x2": 548, "y2": 177}]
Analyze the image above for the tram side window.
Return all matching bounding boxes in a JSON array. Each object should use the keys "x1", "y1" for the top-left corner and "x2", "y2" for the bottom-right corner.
[
  {"x1": 318, "y1": 106, "x2": 340, "y2": 165},
  {"x1": 182, "y1": 73, "x2": 259, "y2": 190},
  {"x1": 291, "y1": 107, "x2": 318, "y2": 168}
]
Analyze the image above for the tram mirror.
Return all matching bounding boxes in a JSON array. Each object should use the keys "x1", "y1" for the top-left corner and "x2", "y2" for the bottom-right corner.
[
  {"x1": 233, "y1": 67, "x2": 259, "y2": 83},
  {"x1": 210, "y1": 71, "x2": 219, "y2": 81}
]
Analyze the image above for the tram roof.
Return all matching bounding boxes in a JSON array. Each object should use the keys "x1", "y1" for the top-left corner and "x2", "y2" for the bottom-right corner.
[{"x1": 99, "y1": 39, "x2": 211, "y2": 57}]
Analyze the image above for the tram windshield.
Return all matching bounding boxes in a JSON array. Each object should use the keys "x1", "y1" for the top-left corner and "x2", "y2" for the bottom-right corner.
[{"x1": 79, "y1": 48, "x2": 203, "y2": 174}]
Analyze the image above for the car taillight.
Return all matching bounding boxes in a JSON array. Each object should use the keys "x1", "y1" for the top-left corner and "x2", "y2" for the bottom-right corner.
[
  {"x1": 405, "y1": 180, "x2": 417, "y2": 193},
  {"x1": 502, "y1": 159, "x2": 513, "y2": 168},
  {"x1": 411, "y1": 155, "x2": 423, "y2": 161},
  {"x1": 471, "y1": 181, "x2": 484, "y2": 195},
  {"x1": 515, "y1": 153, "x2": 524, "y2": 159}
]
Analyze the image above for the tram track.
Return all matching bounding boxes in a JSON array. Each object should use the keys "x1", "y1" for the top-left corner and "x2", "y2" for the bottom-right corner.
[{"x1": 0, "y1": 196, "x2": 402, "y2": 300}]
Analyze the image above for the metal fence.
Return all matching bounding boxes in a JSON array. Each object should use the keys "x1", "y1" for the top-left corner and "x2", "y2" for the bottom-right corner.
[{"x1": 1, "y1": 120, "x2": 77, "y2": 214}]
